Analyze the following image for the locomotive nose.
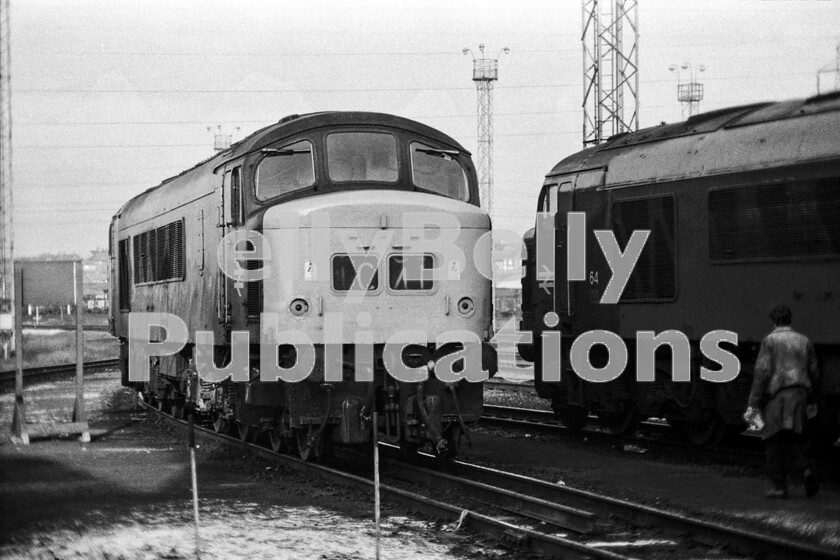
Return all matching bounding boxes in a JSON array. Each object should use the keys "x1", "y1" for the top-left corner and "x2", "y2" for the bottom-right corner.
[{"x1": 260, "y1": 190, "x2": 493, "y2": 344}]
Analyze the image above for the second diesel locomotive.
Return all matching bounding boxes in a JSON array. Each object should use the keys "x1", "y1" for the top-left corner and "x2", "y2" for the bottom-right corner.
[
  {"x1": 110, "y1": 112, "x2": 497, "y2": 461},
  {"x1": 520, "y1": 92, "x2": 840, "y2": 446}
]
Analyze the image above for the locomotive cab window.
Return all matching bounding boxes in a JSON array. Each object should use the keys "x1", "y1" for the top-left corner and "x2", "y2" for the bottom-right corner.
[
  {"x1": 224, "y1": 167, "x2": 244, "y2": 226},
  {"x1": 327, "y1": 132, "x2": 398, "y2": 183},
  {"x1": 255, "y1": 140, "x2": 315, "y2": 200},
  {"x1": 539, "y1": 184, "x2": 560, "y2": 213},
  {"x1": 410, "y1": 142, "x2": 468, "y2": 201}
]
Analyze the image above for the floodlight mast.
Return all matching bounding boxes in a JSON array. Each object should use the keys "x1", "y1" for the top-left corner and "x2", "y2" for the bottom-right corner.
[
  {"x1": 669, "y1": 62, "x2": 705, "y2": 119},
  {"x1": 0, "y1": 0, "x2": 14, "y2": 330},
  {"x1": 463, "y1": 44, "x2": 508, "y2": 215}
]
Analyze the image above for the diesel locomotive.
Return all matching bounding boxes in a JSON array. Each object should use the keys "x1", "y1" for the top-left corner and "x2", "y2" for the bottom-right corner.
[
  {"x1": 520, "y1": 92, "x2": 840, "y2": 446},
  {"x1": 110, "y1": 112, "x2": 497, "y2": 461}
]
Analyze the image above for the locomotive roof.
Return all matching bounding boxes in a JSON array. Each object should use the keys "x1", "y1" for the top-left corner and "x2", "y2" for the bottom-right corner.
[
  {"x1": 545, "y1": 91, "x2": 840, "y2": 186},
  {"x1": 220, "y1": 111, "x2": 470, "y2": 166},
  {"x1": 114, "y1": 111, "x2": 470, "y2": 220}
]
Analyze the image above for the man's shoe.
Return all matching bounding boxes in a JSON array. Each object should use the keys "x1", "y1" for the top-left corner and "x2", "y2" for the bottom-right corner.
[
  {"x1": 804, "y1": 469, "x2": 819, "y2": 497},
  {"x1": 765, "y1": 488, "x2": 788, "y2": 499}
]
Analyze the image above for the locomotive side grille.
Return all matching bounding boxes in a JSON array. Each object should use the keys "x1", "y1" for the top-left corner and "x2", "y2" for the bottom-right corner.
[
  {"x1": 118, "y1": 238, "x2": 131, "y2": 310},
  {"x1": 709, "y1": 178, "x2": 840, "y2": 261},
  {"x1": 246, "y1": 259, "x2": 263, "y2": 322},
  {"x1": 612, "y1": 196, "x2": 676, "y2": 301},
  {"x1": 132, "y1": 219, "x2": 186, "y2": 284}
]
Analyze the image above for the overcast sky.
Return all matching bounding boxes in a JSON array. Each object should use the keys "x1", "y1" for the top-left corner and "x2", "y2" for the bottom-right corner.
[{"x1": 8, "y1": 0, "x2": 840, "y2": 257}]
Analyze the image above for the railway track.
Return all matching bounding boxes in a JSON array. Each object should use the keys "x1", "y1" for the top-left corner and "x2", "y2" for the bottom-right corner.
[
  {"x1": 141, "y1": 398, "x2": 839, "y2": 560},
  {"x1": 0, "y1": 359, "x2": 120, "y2": 391},
  {"x1": 481, "y1": 404, "x2": 774, "y2": 470},
  {"x1": 141, "y1": 400, "x2": 627, "y2": 560}
]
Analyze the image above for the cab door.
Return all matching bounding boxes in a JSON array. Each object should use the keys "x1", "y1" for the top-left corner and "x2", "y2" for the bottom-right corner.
[
  {"x1": 552, "y1": 181, "x2": 574, "y2": 318},
  {"x1": 218, "y1": 167, "x2": 244, "y2": 325}
]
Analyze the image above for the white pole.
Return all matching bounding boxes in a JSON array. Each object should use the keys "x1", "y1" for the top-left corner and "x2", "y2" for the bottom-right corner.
[
  {"x1": 373, "y1": 411, "x2": 381, "y2": 560},
  {"x1": 189, "y1": 413, "x2": 201, "y2": 559}
]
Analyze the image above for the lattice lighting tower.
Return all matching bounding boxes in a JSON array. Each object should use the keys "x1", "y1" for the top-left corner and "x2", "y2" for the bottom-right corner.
[
  {"x1": 207, "y1": 124, "x2": 241, "y2": 152},
  {"x1": 582, "y1": 0, "x2": 639, "y2": 147},
  {"x1": 669, "y1": 62, "x2": 705, "y2": 118},
  {"x1": 463, "y1": 44, "x2": 508, "y2": 214},
  {"x1": 0, "y1": 0, "x2": 13, "y2": 321}
]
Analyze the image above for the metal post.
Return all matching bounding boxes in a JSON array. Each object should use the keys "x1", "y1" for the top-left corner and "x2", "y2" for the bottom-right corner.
[
  {"x1": 373, "y1": 410, "x2": 381, "y2": 560},
  {"x1": 189, "y1": 413, "x2": 201, "y2": 559},
  {"x1": 10, "y1": 265, "x2": 26, "y2": 444},
  {"x1": 72, "y1": 260, "x2": 90, "y2": 443}
]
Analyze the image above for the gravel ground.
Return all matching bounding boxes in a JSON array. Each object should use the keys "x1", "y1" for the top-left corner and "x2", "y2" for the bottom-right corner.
[
  {"x1": 3, "y1": 372, "x2": 838, "y2": 558},
  {"x1": 460, "y1": 423, "x2": 840, "y2": 551},
  {"x1": 0, "y1": 372, "x2": 514, "y2": 560}
]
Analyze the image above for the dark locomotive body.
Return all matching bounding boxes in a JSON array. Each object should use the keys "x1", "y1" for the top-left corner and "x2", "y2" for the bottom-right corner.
[
  {"x1": 520, "y1": 93, "x2": 840, "y2": 445},
  {"x1": 110, "y1": 112, "x2": 497, "y2": 460}
]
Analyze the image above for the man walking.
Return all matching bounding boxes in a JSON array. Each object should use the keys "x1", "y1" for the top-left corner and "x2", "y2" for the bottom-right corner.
[{"x1": 745, "y1": 305, "x2": 820, "y2": 499}]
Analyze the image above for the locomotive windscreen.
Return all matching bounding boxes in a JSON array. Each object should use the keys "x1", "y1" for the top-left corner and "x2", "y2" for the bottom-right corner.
[
  {"x1": 410, "y1": 142, "x2": 469, "y2": 202},
  {"x1": 256, "y1": 140, "x2": 315, "y2": 199},
  {"x1": 327, "y1": 133, "x2": 398, "y2": 183}
]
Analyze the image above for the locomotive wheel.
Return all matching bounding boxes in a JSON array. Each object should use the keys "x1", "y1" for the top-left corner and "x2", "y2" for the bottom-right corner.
[
  {"x1": 673, "y1": 413, "x2": 727, "y2": 446},
  {"x1": 599, "y1": 401, "x2": 641, "y2": 435},
  {"x1": 269, "y1": 411, "x2": 294, "y2": 454},
  {"x1": 171, "y1": 400, "x2": 185, "y2": 420},
  {"x1": 237, "y1": 422, "x2": 257, "y2": 443},
  {"x1": 295, "y1": 425, "x2": 330, "y2": 462},
  {"x1": 269, "y1": 429, "x2": 293, "y2": 454},
  {"x1": 556, "y1": 405, "x2": 588, "y2": 431},
  {"x1": 433, "y1": 425, "x2": 461, "y2": 463},
  {"x1": 212, "y1": 412, "x2": 230, "y2": 435}
]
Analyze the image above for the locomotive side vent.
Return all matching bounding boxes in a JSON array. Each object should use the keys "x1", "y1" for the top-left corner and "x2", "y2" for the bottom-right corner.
[
  {"x1": 611, "y1": 196, "x2": 676, "y2": 301},
  {"x1": 132, "y1": 219, "x2": 186, "y2": 284},
  {"x1": 709, "y1": 178, "x2": 840, "y2": 261},
  {"x1": 118, "y1": 238, "x2": 131, "y2": 310},
  {"x1": 246, "y1": 258, "x2": 263, "y2": 322}
]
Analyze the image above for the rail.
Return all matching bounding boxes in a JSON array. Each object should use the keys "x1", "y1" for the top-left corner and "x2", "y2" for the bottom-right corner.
[
  {"x1": 140, "y1": 397, "x2": 840, "y2": 559},
  {"x1": 0, "y1": 359, "x2": 120, "y2": 390}
]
